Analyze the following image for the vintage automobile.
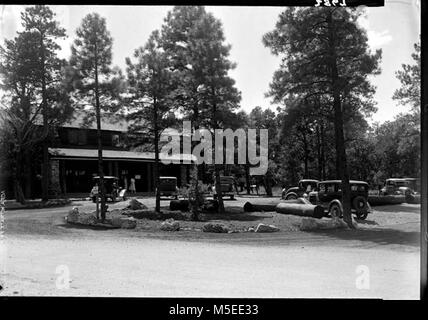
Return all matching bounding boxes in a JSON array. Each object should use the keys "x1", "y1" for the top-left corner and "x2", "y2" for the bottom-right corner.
[
  {"x1": 90, "y1": 176, "x2": 126, "y2": 202},
  {"x1": 212, "y1": 176, "x2": 236, "y2": 200},
  {"x1": 282, "y1": 179, "x2": 319, "y2": 200},
  {"x1": 380, "y1": 178, "x2": 414, "y2": 196},
  {"x1": 308, "y1": 180, "x2": 371, "y2": 220},
  {"x1": 156, "y1": 176, "x2": 179, "y2": 199},
  {"x1": 403, "y1": 177, "x2": 420, "y2": 194}
]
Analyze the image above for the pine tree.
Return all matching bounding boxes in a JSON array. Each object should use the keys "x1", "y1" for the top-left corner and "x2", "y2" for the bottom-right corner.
[
  {"x1": 263, "y1": 7, "x2": 381, "y2": 227},
  {"x1": 69, "y1": 13, "x2": 119, "y2": 220}
]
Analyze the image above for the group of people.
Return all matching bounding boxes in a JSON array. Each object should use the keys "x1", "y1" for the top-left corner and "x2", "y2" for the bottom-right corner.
[{"x1": 91, "y1": 176, "x2": 137, "y2": 196}]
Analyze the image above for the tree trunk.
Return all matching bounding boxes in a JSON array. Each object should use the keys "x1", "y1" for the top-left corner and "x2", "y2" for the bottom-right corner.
[
  {"x1": 264, "y1": 173, "x2": 273, "y2": 196},
  {"x1": 190, "y1": 105, "x2": 201, "y2": 221},
  {"x1": 94, "y1": 49, "x2": 106, "y2": 221},
  {"x1": 23, "y1": 149, "x2": 32, "y2": 198},
  {"x1": 327, "y1": 10, "x2": 354, "y2": 228},
  {"x1": 302, "y1": 130, "x2": 309, "y2": 178},
  {"x1": 153, "y1": 98, "x2": 161, "y2": 213},
  {"x1": 320, "y1": 122, "x2": 326, "y2": 180},
  {"x1": 316, "y1": 124, "x2": 322, "y2": 180},
  {"x1": 14, "y1": 149, "x2": 26, "y2": 204},
  {"x1": 40, "y1": 33, "x2": 49, "y2": 202},
  {"x1": 211, "y1": 96, "x2": 224, "y2": 213}
]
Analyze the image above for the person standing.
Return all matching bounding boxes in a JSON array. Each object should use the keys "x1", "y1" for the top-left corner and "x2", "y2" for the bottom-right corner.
[{"x1": 129, "y1": 177, "x2": 136, "y2": 194}]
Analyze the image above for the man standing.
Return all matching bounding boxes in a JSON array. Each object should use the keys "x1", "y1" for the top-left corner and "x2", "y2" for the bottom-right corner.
[{"x1": 129, "y1": 177, "x2": 136, "y2": 194}]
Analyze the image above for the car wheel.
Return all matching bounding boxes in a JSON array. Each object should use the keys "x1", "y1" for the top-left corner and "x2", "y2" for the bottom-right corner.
[
  {"x1": 353, "y1": 196, "x2": 368, "y2": 216},
  {"x1": 329, "y1": 203, "x2": 343, "y2": 218},
  {"x1": 286, "y1": 194, "x2": 297, "y2": 200}
]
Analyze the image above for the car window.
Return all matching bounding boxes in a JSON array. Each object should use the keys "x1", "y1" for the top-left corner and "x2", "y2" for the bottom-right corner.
[
  {"x1": 319, "y1": 184, "x2": 326, "y2": 192},
  {"x1": 327, "y1": 184, "x2": 335, "y2": 193}
]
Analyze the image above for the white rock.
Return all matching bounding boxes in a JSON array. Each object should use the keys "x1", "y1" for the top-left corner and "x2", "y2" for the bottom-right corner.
[{"x1": 255, "y1": 223, "x2": 280, "y2": 233}]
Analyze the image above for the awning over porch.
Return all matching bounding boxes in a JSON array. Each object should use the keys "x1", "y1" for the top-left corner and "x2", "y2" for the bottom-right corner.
[{"x1": 48, "y1": 148, "x2": 195, "y2": 163}]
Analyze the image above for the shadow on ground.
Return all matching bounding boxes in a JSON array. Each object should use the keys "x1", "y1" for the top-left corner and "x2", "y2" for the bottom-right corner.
[
  {"x1": 308, "y1": 227, "x2": 420, "y2": 247},
  {"x1": 373, "y1": 204, "x2": 420, "y2": 214}
]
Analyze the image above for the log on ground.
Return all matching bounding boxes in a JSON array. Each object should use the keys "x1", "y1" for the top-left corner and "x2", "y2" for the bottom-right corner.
[
  {"x1": 243, "y1": 198, "x2": 309, "y2": 212},
  {"x1": 275, "y1": 202, "x2": 325, "y2": 219}
]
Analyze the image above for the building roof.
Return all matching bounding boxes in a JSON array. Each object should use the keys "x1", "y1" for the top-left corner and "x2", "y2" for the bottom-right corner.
[
  {"x1": 49, "y1": 148, "x2": 195, "y2": 163},
  {"x1": 62, "y1": 112, "x2": 129, "y2": 132},
  {"x1": 319, "y1": 180, "x2": 368, "y2": 185}
]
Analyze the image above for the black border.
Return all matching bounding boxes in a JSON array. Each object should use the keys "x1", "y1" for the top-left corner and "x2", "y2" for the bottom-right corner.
[
  {"x1": 0, "y1": 0, "x2": 385, "y2": 6},
  {"x1": 1, "y1": 0, "x2": 427, "y2": 314}
]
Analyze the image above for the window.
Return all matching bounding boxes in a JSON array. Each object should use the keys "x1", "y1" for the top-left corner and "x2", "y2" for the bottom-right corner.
[
  {"x1": 327, "y1": 184, "x2": 335, "y2": 193},
  {"x1": 112, "y1": 134, "x2": 120, "y2": 147}
]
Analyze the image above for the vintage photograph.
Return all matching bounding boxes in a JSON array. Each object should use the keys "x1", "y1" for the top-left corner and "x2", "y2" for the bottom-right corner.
[{"x1": 0, "y1": 1, "x2": 422, "y2": 300}]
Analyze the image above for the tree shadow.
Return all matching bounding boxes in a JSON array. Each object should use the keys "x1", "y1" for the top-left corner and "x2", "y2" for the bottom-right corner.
[
  {"x1": 308, "y1": 227, "x2": 420, "y2": 247},
  {"x1": 58, "y1": 223, "x2": 119, "y2": 231},
  {"x1": 202, "y1": 212, "x2": 269, "y2": 222},
  {"x1": 355, "y1": 219, "x2": 379, "y2": 226},
  {"x1": 373, "y1": 204, "x2": 420, "y2": 214}
]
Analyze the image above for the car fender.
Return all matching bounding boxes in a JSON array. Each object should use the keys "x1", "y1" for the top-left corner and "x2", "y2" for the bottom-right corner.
[
  {"x1": 284, "y1": 192, "x2": 298, "y2": 199},
  {"x1": 328, "y1": 199, "x2": 343, "y2": 212}
]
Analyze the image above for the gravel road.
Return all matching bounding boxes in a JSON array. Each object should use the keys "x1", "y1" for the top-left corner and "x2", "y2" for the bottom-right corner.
[{"x1": 0, "y1": 197, "x2": 421, "y2": 299}]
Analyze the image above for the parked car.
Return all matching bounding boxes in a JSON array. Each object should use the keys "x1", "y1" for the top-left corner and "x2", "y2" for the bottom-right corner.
[
  {"x1": 402, "y1": 177, "x2": 420, "y2": 194},
  {"x1": 213, "y1": 176, "x2": 236, "y2": 200},
  {"x1": 90, "y1": 176, "x2": 126, "y2": 203},
  {"x1": 282, "y1": 179, "x2": 319, "y2": 200},
  {"x1": 380, "y1": 178, "x2": 413, "y2": 196},
  {"x1": 157, "y1": 176, "x2": 179, "y2": 199},
  {"x1": 308, "y1": 180, "x2": 371, "y2": 220}
]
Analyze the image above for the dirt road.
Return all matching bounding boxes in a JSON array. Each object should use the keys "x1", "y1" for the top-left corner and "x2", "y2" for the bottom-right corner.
[{"x1": 0, "y1": 197, "x2": 421, "y2": 299}]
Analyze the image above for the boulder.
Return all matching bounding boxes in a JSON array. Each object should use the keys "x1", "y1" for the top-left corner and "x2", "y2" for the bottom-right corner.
[
  {"x1": 66, "y1": 207, "x2": 80, "y2": 223},
  {"x1": 254, "y1": 223, "x2": 280, "y2": 233},
  {"x1": 66, "y1": 207, "x2": 96, "y2": 225},
  {"x1": 299, "y1": 217, "x2": 353, "y2": 231},
  {"x1": 202, "y1": 223, "x2": 229, "y2": 233},
  {"x1": 125, "y1": 199, "x2": 147, "y2": 210},
  {"x1": 111, "y1": 217, "x2": 137, "y2": 229},
  {"x1": 79, "y1": 215, "x2": 97, "y2": 225},
  {"x1": 160, "y1": 219, "x2": 180, "y2": 231}
]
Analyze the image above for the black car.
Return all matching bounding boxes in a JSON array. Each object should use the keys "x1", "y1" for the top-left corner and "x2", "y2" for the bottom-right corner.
[
  {"x1": 282, "y1": 179, "x2": 319, "y2": 200},
  {"x1": 308, "y1": 180, "x2": 371, "y2": 220}
]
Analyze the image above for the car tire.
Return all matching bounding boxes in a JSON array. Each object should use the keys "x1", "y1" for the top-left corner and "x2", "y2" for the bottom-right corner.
[
  {"x1": 286, "y1": 194, "x2": 297, "y2": 200},
  {"x1": 353, "y1": 196, "x2": 368, "y2": 216},
  {"x1": 329, "y1": 202, "x2": 343, "y2": 218}
]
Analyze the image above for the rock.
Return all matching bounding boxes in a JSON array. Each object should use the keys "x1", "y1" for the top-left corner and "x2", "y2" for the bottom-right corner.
[
  {"x1": 66, "y1": 207, "x2": 96, "y2": 225},
  {"x1": 111, "y1": 217, "x2": 137, "y2": 229},
  {"x1": 79, "y1": 215, "x2": 97, "y2": 225},
  {"x1": 255, "y1": 223, "x2": 280, "y2": 233},
  {"x1": 160, "y1": 218, "x2": 180, "y2": 231},
  {"x1": 125, "y1": 199, "x2": 147, "y2": 211},
  {"x1": 299, "y1": 217, "x2": 353, "y2": 231},
  {"x1": 202, "y1": 223, "x2": 229, "y2": 233},
  {"x1": 66, "y1": 207, "x2": 80, "y2": 223},
  {"x1": 121, "y1": 217, "x2": 137, "y2": 229}
]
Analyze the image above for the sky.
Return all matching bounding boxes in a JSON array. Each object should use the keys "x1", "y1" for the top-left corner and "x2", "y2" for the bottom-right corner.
[{"x1": 0, "y1": 1, "x2": 421, "y2": 123}]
